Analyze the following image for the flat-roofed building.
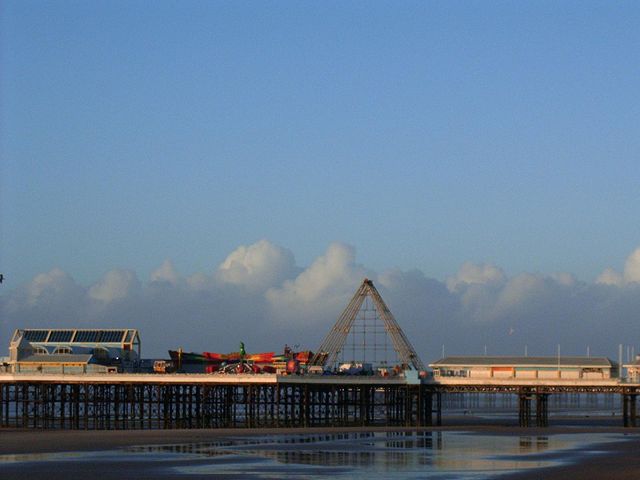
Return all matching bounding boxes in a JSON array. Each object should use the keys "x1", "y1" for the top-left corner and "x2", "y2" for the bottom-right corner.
[
  {"x1": 430, "y1": 356, "x2": 618, "y2": 381},
  {"x1": 6, "y1": 328, "x2": 141, "y2": 374},
  {"x1": 624, "y1": 356, "x2": 640, "y2": 383}
]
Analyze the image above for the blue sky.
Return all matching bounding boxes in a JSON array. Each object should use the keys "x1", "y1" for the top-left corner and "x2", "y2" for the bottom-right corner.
[
  {"x1": 2, "y1": 2, "x2": 640, "y2": 359},
  {"x1": 2, "y1": 1, "x2": 640, "y2": 286}
]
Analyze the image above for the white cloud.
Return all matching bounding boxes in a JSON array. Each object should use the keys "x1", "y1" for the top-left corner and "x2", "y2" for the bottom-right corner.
[
  {"x1": 550, "y1": 272, "x2": 577, "y2": 287},
  {"x1": 185, "y1": 272, "x2": 212, "y2": 290},
  {"x1": 446, "y1": 262, "x2": 506, "y2": 292},
  {"x1": 2, "y1": 268, "x2": 87, "y2": 332},
  {"x1": 597, "y1": 247, "x2": 640, "y2": 286},
  {"x1": 216, "y1": 239, "x2": 297, "y2": 291},
  {"x1": 266, "y1": 242, "x2": 368, "y2": 323},
  {"x1": 494, "y1": 273, "x2": 546, "y2": 313},
  {"x1": 3, "y1": 242, "x2": 640, "y2": 359},
  {"x1": 596, "y1": 267, "x2": 624, "y2": 286},
  {"x1": 267, "y1": 243, "x2": 365, "y2": 306},
  {"x1": 89, "y1": 269, "x2": 140, "y2": 302},
  {"x1": 624, "y1": 247, "x2": 640, "y2": 284},
  {"x1": 24, "y1": 268, "x2": 81, "y2": 306},
  {"x1": 150, "y1": 260, "x2": 180, "y2": 284}
]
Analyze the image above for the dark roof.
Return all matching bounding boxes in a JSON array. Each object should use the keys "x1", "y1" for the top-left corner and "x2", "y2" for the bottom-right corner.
[
  {"x1": 17, "y1": 354, "x2": 93, "y2": 364},
  {"x1": 429, "y1": 356, "x2": 613, "y2": 368},
  {"x1": 14, "y1": 329, "x2": 138, "y2": 345}
]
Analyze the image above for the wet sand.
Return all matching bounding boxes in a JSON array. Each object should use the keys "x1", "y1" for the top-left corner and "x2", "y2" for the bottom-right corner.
[
  {"x1": 1, "y1": 422, "x2": 639, "y2": 479},
  {"x1": 501, "y1": 434, "x2": 640, "y2": 480}
]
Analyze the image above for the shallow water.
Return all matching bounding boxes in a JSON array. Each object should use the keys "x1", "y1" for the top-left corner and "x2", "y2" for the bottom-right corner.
[{"x1": 0, "y1": 431, "x2": 628, "y2": 479}]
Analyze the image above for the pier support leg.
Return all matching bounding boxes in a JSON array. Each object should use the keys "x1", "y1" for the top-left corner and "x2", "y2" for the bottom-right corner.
[
  {"x1": 625, "y1": 394, "x2": 638, "y2": 428},
  {"x1": 519, "y1": 393, "x2": 532, "y2": 427},
  {"x1": 421, "y1": 388, "x2": 433, "y2": 426},
  {"x1": 623, "y1": 394, "x2": 630, "y2": 427},
  {"x1": 535, "y1": 394, "x2": 549, "y2": 427}
]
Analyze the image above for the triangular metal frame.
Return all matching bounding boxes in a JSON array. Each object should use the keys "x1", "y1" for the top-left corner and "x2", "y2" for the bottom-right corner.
[{"x1": 310, "y1": 278, "x2": 425, "y2": 370}]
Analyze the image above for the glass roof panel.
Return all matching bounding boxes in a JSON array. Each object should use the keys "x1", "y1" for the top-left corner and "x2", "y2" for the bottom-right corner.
[
  {"x1": 74, "y1": 331, "x2": 101, "y2": 343},
  {"x1": 47, "y1": 330, "x2": 74, "y2": 343},
  {"x1": 24, "y1": 330, "x2": 49, "y2": 342},
  {"x1": 101, "y1": 330, "x2": 125, "y2": 343}
]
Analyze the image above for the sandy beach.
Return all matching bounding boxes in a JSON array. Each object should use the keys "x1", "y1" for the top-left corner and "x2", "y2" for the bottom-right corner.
[{"x1": 1, "y1": 423, "x2": 639, "y2": 479}]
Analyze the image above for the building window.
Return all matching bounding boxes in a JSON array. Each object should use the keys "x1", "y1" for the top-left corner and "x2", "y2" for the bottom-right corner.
[
  {"x1": 53, "y1": 346, "x2": 72, "y2": 355},
  {"x1": 34, "y1": 346, "x2": 48, "y2": 355}
]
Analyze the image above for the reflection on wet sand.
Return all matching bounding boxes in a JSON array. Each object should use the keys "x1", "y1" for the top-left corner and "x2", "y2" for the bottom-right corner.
[
  {"x1": 0, "y1": 431, "x2": 626, "y2": 479},
  {"x1": 122, "y1": 431, "x2": 623, "y2": 478}
]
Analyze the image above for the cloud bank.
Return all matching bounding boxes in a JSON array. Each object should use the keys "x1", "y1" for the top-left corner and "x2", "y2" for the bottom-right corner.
[{"x1": 2, "y1": 240, "x2": 640, "y2": 361}]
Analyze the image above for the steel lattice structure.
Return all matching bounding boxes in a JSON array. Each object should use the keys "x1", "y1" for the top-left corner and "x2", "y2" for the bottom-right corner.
[{"x1": 310, "y1": 279, "x2": 426, "y2": 370}]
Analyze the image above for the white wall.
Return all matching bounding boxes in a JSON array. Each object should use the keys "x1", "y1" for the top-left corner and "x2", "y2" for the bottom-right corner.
[{"x1": 469, "y1": 368, "x2": 491, "y2": 378}]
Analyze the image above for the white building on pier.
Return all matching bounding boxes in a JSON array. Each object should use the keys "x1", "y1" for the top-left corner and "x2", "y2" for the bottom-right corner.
[
  {"x1": 5, "y1": 328, "x2": 141, "y2": 374},
  {"x1": 430, "y1": 356, "x2": 618, "y2": 381}
]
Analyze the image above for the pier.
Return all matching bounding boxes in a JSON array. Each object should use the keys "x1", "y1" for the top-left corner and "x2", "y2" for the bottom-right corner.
[
  {"x1": 0, "y1": 373, "x2": 638, "y2": 430},
  {"x1": 1, "y1": 279, "x2": 638, "y2": 430},
  {"x1": 433, "y1": 377, "x2": 640, "y2": 427},
  {"x1": 0, "y1": 374, "x2": 433, "y2": 430}
]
